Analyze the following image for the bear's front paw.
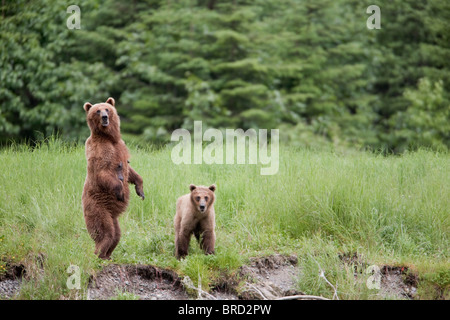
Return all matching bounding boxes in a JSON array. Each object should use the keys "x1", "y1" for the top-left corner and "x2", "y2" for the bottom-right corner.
[
  {"x1": 135, "y1": 185, "x2": 145, "y2": 200},
  {"x1": 115, "y1": 183, "x2": 125, "y2": 202},
  {"x1": 116, "y1": 191, "x2": 125, "y2": 202}
]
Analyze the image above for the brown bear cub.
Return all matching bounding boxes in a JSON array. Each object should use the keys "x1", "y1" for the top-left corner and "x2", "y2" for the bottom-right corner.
[
  {"x1": 82, "y1": 97, "x2": 144, "y2": 260},
  {"x1": 174, "y1": 184, "x2": 216, "y2": 259}
]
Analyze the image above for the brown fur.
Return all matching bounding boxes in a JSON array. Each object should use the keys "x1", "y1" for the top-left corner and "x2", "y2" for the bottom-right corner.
[
  {"x1": 174, "y1": 184, "x2": 216, "y2": 259},
  {"x1": 81, "y1": 97, "x2": 144, "y2": 260}
]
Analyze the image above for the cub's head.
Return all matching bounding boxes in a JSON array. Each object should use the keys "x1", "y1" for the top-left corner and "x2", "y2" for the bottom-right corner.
[
  {"x1": 83, "y1": 97, "x2": 120, "y2": 138},
  {"x1": 189, "y1": 184, "x2": 216, "y2": 213}
]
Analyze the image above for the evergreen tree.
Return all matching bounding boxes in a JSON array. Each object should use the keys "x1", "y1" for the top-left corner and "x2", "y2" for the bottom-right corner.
[{"x1": 0, "y1": 0, "x2": 448, "y2": 151}]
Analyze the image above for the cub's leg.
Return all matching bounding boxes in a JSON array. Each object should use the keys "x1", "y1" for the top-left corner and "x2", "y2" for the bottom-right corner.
[
  {"x1": 175, "y1": 230, "x2": 192, "y2": 259},
  {"x1": 200, "y1": 230, "x2": 215, "y2": 255},
  {"x1": 199, "y1": 219, "x2": 215, "y2": 255}
]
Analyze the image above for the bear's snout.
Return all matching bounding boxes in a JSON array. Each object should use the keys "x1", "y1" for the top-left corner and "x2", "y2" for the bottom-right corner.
[
  {"x1": 101, "y1": 111, "x2": 109, "y2": 126},
  {"x1": 199, "y1": 204, "x2": 206, "y2": 212}
]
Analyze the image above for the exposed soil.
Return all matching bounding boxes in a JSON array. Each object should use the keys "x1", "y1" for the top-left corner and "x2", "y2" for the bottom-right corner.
[
  {"x1": 379, "y1": 265, "x2": 418, "y2": 299},
  {"x1": 339, "y1": 252, "x2": 418, "y2": 299},
  {"x1": 236, "y1": 254, "x2": 302, "y2": 299},
  {"x1": 87, "y1": 264, "x2": 188, "y2": 300},
  {"x1": 0, "y1": 264, "x2": 26, "y2": 299},
  {"x1": 0, "y1": 254, "x2": 422, "y2": 300},
  {"x1": 86, "y1": 254, "x2": 301, "y2": 300}
]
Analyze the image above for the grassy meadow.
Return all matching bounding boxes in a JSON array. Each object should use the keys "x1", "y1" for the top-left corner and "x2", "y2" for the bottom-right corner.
[{"x1": 0, "y1": 138, "x2": 449, "y2": 299}]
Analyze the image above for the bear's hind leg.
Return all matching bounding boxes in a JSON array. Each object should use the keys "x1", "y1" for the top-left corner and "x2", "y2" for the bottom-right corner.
[
  {"x1": 105, "y1": 218, "x2": 121, "y2": 258},
  {"x1": 89, "y1": 213, "x2": 116, "y2": 260}
]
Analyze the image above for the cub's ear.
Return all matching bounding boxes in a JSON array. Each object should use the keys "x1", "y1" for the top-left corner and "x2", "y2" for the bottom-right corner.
[
  {"x1": 209, "y1": 184, "x2": 216, "y2": 192},
  {"x1": 106, "y1": 97, "x2": 115, "y2": 106},
  {"x1": 83, "y1": 102, "x2": 93, "y2": 112},
  {"x1": 189, "y1": 184, "x2": 197, "y2": 192}
]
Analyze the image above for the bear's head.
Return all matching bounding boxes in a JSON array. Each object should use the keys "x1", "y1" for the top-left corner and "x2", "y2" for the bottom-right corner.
[
  {"x1": 189, "y1": 184, "x2": 216, "y2": 213},
  {"x1": 83, "y1": 97, "x2": 120, "y2": 140}
]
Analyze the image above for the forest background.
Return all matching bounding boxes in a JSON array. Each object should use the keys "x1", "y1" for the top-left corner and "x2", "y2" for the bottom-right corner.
[{"x1": 1, "y1": 0, "x2": 449, "y2": 152}]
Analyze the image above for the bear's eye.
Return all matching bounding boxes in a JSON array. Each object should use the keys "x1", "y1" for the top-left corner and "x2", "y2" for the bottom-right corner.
[
  {"x1": 105, "y1": 108, "x2": 109, "y2": 113},
  {"x1": 96, "y1": 110, "x2": 100, "y2": 114},
  {"x1": 205, "y1": 196, "x2": 209, "y2": 201},
  {"x1": 195, "y1": 196, "x2": 200, "y2": 201}
]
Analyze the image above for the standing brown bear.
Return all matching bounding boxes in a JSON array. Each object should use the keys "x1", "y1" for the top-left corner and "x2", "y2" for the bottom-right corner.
[
  {"x1": 82, "y1": 97, "x2": 144, "y2": 260},
  {"x1": 174, "y1": 184, "x2": 216, "y2": 259}
]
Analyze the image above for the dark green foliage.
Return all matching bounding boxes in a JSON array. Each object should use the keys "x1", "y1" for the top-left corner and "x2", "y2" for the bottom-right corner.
[{"x1": 0, "y1": 0, "x2": 448, "y2": 151}]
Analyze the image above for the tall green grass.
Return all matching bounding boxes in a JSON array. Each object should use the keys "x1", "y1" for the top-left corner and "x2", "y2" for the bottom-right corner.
[{"x1": 0, "y1": 138, "x2": 448, "y2": 299}]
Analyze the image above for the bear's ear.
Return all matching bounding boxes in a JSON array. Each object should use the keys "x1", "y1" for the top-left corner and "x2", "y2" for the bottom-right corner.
[
  {"x1": 83, "y1": 102, "x2": 93, "y2": 112},
  {"x1": 106, "y1": 97, "x2": 115, "y2": 106},
  {"x1": 209, "y1": 184, "x2": 216, "y2": 192},
  {"x1": 189, "y1": 184, "x2": 197, "y2": 192}
]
